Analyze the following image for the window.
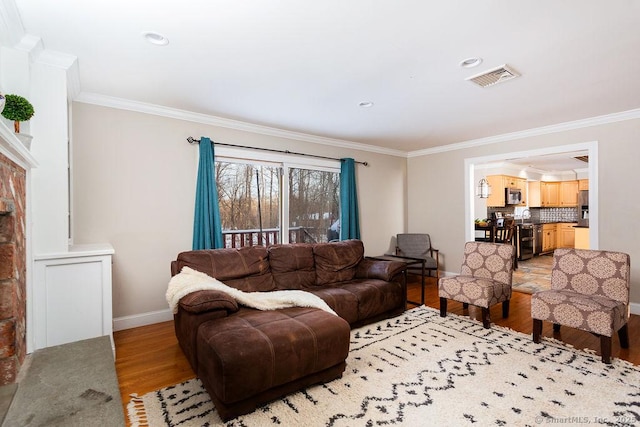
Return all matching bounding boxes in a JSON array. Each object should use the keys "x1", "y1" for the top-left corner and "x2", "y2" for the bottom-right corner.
[
  {"x1": 288, "y1": 167, "x2": 340, "y2": 243},
  {"x1": 214, "y1": 149, "x2": 340, "y2": 247},
  {"x1": 216, "y1": 161, "x2": 280, "y2": 247}
]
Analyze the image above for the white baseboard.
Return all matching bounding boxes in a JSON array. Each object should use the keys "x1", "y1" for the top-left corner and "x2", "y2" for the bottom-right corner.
[{"x1": 113, "y1": 308, "x2": 173, "y2": 331}]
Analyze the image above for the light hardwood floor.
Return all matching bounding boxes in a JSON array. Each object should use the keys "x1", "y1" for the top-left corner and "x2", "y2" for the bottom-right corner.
[{"x1": 114, "y1": 277, "x2": 640, "y2": 425}]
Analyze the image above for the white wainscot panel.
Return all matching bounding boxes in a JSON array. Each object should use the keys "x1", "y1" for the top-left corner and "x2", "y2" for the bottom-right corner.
[{"x1": 33, "y1": 244, "x2": 114, "y2": 351}]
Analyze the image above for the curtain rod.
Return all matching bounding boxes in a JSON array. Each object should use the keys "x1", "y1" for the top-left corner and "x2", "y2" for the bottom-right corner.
[{"x1": 186, "y1": 136, "x2": 369, "y2": 166}]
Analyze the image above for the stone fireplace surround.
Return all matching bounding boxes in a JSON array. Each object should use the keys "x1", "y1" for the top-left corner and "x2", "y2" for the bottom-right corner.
[{"x1": 0, "y1": 152, "x2": 26, "y2": 385}]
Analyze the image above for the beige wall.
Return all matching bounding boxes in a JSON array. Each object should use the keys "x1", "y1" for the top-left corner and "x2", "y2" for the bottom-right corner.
[
  {"x1": 408, "y1": 118, "x2": 640, "y2": 306},
  {"x1": 71, "y1": 102, "x2": 406, "y2": 319},
  {"x1": 71, "y1": 101, "x2": 640, "y2": 320}
]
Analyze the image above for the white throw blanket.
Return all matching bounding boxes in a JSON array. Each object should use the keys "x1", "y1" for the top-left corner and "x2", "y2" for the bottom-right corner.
[{"x1": 166, "y1": 266, "x2": 337, "y2": 316}]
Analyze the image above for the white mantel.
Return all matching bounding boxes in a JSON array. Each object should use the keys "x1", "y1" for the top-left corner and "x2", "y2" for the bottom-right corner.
[{"x1": 0, "y1": 120, "x2": 38, "y2": 170}]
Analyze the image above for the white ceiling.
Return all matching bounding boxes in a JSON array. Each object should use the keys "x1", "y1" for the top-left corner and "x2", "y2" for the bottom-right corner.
[{"x1": 11, "y1": 0, "x2": 640, "y2": 154}]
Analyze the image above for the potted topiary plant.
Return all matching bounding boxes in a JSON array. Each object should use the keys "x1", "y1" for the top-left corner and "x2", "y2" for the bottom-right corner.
[{"x1": 1, "y1": 94, "x2": 35, "y2": 133}]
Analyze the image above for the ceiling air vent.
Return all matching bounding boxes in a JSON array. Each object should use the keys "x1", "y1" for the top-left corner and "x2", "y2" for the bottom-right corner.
[{"x1": 466, "y1": 64, "x2": 520, "y2": 88}]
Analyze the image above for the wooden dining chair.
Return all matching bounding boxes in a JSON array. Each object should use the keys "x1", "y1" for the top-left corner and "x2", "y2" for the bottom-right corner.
[
  {"x1": 494, "y1": 219, "x2": 517, "y2": 268},
  {"x1": 494, "y1": 219, "x2": 515, "y2": 244}
]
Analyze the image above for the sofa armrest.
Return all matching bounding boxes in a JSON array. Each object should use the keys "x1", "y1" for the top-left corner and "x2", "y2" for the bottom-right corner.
[
  {"x1": 178, "y1": 290, "x2": 239, "y2": 314},
  {"x1": 355, "y1": 258, "x2": 406, "y2": 281}
]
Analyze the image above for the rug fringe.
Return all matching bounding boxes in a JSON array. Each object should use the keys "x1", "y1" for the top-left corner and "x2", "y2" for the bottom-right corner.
[{"x1": 127, "y1": 393, "x2": 149, "y2": 427}]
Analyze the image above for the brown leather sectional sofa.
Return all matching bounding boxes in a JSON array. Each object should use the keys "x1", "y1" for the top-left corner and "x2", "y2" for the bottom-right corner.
[{"x1": 170, "y1": 239, "x2": 406, "y2": 421}]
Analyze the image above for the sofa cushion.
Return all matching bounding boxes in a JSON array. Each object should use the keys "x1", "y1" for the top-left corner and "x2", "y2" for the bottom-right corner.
[
  {"x1": 313, "y1": 240, "x2": 364, "y2": 286},
  {"x1": 308, "y1": 287, "x2": 360, "y2": 324},
  {"x1": 339, "y1": 279, "x2": 405, "y2": 320},
  {"x1": 178, "y1": 290, "x2": 239, "y2": 314},
  {"x1": 268, "y1": 244, "x2": 316, "y2": 290},
  {"x1": 175, "y1": 246, "x2": 275, "y2": 292}
]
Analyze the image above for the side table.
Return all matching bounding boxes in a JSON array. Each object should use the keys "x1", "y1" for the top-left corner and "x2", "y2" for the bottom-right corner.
[{"x1": 368, "y1": 254, "x2": 426, "y2": 306}]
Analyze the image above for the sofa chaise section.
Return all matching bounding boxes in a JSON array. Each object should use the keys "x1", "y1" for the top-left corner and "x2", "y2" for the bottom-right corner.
[{"x1": 170, "y1": 239, "x2": 406, "y2": 420}]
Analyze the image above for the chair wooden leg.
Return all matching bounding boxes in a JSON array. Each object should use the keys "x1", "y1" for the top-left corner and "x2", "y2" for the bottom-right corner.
[
  {"x1": 481, "y1": 308, "x2": 490, "y2": 329},
  {"x1": 439, "y1": 298, "x2": 447, "y2": 318},
  {"x1": 462, "y1": 302, "x2": 469, "y2": 310},
  {"x1": 533, "y1": 319, "x2": 542, "y2": 343},
  {"x1": 502, "y1": 300, "x2": 510, "y2": 318},
  {"x1": 553, "y1": 323, "x2": 561, "y2": 332},
  {"x1": 600, "y1": 336, "x2": 612, "y2": 364},
  {"x1": 618, "y1": 324, "x2": 629, "y2": 349}
]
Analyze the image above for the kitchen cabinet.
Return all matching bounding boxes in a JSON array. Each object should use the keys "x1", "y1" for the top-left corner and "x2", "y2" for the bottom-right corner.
[
  {"x1": 529, "y1": 181, "x2": 578, "y2": 207},
  {"x1": 528, "y1": 181, "x2": 541, "y2": 207},
  {"x1": 504, "y1": 176, "x2": 526, "y2": 190},
  {"x1": 578, "y1": 179, "x2": 589, "y2": 191},
  {"x1": 486, "y1": 175, "x2": 506, "y2": 207},
  {"x1": 575, "y1": 227, "x2": 590, "y2": 249},
  {"x1": 557, "y1": 223, "x2": 577, "y2": 248},
  {"x1": 542, "y1": 223, "x2": 557, "y2": 253},
  {"x1": 559, "y1": 181, "x2": 579, "y2": 206},
  {"x1": 541, "y1": 182, "x2": 560, "y2": 207}
]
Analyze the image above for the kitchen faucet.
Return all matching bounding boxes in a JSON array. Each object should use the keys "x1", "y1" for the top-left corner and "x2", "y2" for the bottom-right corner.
[{"x1": 520, "y1": 209, "x2": 531, "y2": 224}]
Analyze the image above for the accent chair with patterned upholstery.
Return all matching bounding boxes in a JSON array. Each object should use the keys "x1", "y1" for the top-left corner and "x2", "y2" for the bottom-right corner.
[
  {"x1": 531, "y1": 248, "x2": 631, "y2": 364},
  {"x1": 438, "y1": 242, "x2": 515, "y2": 328}
]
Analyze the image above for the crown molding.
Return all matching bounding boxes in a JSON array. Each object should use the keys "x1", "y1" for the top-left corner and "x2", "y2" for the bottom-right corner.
[
  {"x1": 0, "y1": 0, "x2": 24, "y2": 47},
  {"x1": 33, "y1": 48, "x2": 77, "y2": 70},
  {"x1": 73, "y1": 92, "x2": 640, "y2": 160},
  {"x1": 408, "y1": 108, "x2": 640, "y2": 158},
  {"x1": 31, "y1": 48, "x2": 80, "y2": 99},
  {"x1": 74, "y1": 92, "x2": 408, "y2": 158}
]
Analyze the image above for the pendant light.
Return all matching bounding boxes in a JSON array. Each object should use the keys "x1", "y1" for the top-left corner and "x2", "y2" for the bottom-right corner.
[{"x1": 476, "y1": 178, "x2": 491, "y2": 198}]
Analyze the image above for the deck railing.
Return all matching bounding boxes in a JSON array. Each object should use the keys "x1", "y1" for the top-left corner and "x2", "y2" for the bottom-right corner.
[{"x1": 222, "y1": 226, "x2": 319, "y2": 248}]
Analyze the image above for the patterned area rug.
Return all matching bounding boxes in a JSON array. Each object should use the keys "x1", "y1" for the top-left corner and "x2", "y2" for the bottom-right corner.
[
  {"x1": 512, "y1": 255, "x2": 554, "y2": 294},
  {"x1": 128, "y1": 306, "x2": 640, "y2": 426}
]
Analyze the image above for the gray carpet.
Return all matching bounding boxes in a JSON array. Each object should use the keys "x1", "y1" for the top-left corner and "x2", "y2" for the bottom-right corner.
[{"x1": 3, "y1": 336, "x2": 124, "y2": 427}]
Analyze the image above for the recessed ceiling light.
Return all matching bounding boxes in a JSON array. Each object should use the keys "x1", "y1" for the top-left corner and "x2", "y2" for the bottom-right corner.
[
  {"x1": 142, "y1": 31, "x2": 169, "y2": 46},
  {"x1": 358, "y1": 101, "x2": 374, "y2": 108},
  {"x1": 460, "y1": 57, "x2": 483, "y2": 68}
]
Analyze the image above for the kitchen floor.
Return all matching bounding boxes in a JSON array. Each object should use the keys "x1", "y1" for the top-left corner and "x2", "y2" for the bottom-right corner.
[{"x1": 512, "y1": 254, "x2": 553, "y2": 294}]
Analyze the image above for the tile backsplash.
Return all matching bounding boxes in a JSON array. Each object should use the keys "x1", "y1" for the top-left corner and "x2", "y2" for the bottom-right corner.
[{"x1": 539, "y1": 207, "x2": 578, "y2": 222}]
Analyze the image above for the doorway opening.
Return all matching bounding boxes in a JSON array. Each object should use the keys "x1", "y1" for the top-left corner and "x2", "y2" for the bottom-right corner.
[{"x1": 464, "y1": 140, "x2": 599, "y2": 256}]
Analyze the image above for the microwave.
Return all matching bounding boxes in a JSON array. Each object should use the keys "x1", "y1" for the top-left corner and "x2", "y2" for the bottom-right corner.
[{"x1": 505, "y1": 187, "x2": 522, "y2": 205}]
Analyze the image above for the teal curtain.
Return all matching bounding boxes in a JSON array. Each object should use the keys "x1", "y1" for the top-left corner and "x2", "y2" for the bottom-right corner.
[
  {"x1": 339, "y1": 158, "x2": 360, "y2": 240},
  {"x1": 192, "y1": 137, "x2": 224, "y2": 249}
]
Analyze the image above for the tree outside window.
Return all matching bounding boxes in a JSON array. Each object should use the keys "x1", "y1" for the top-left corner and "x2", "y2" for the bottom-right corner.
[{"x1": 215, "y1": 160, "x2": 339, "y2": 247}]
